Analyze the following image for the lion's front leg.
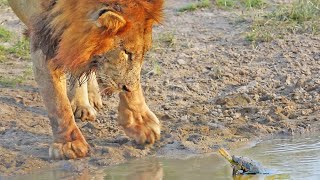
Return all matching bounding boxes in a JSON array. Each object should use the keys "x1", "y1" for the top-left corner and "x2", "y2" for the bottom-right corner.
[
  {"x1": 32, "y1": 50, "x2": 89, "y2": 159},
  {"x1": 118, "y1": 84, "x2": 160, "y2": 144},
  {"x1": 68, "y1": 73, "x2": 103, "y2": 121},
  {"x1": 69, "y1": 76, "x2": 97, "y2": 122},
  {"x1": 87, "y1": 73, "x2": 103, "y2": 111}
]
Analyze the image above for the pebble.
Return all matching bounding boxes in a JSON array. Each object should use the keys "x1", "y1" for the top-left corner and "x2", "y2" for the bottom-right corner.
[
  {"x1": 177, "y1": 59, "x2": 186, "y2": 65},
  {"x1": 226, "y1": 117, "x2": 233, "y2": 121},
  {"x1": 0, "y1": 127, "x2": 5, "y2": 133},
  {"x1": 211, "y1": 111, "x2": 219, "y2": 116},
  {"x1": 233, "y1": 113, "x2": 242, "y2": 119},
  {"x1": 181, "y1": 115, "x2": 188, "y2": 121}
]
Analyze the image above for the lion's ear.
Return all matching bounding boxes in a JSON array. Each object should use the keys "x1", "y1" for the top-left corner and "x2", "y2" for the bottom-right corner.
[{"x1": 95, "y1": 11, "x2": 126, "y2": 34}]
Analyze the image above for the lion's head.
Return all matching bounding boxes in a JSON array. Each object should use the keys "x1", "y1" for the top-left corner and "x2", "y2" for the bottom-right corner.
[{"x1": 32, "y1": 0, "x2": 163, "y2": 92}]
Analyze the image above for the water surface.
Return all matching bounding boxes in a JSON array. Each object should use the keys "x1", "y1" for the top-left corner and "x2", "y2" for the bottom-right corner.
[
  {"x1": 102, "y1": 134, "x2": 320, "y2": 180},
  {"x1": 3, "y1": 134, "x2": 320, "y2": 180}
]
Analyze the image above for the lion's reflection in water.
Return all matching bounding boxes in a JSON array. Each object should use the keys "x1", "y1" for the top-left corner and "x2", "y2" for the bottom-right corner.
[
  {"x1": 7, "y1": 155, "x2": 291, "y2": 179},
  {"x1": 103, "y1": 158, "x2": 163, "y2": 180}
]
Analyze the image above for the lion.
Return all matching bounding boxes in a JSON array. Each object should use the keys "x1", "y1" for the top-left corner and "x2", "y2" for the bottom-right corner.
[{"x1": 8, "y1": 0, "x2": 164, "y2": 159}]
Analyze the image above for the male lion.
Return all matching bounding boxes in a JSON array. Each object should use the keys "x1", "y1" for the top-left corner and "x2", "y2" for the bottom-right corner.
[{"x1": 8, "y1": 0, "x2": 164, "y2": 159}]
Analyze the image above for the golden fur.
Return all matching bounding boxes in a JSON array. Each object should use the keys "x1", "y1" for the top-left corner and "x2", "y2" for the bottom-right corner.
[{"x1": 8, "y1": 0, "x2": 164, "y2": 159}]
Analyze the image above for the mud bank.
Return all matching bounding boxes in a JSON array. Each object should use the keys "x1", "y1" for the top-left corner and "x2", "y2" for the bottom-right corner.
[{"x1": 0, "y1": 0, "x2": 319, "y2": 176}]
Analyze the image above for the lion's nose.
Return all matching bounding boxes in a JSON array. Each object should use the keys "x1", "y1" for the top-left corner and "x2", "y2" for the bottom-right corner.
[{"x1": 118, "y1": 84, "x2": 131, "y2": 92}]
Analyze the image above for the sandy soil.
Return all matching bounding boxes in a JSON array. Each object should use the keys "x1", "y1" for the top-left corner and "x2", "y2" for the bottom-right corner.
[{"x1": 0, "y1": 0, "x2": 319, "y2": 176}]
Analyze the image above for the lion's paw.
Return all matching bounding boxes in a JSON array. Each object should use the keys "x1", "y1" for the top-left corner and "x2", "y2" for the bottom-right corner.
[
  {"x1": 72, "y1": 104, "x2": 97, "y2": 122},
  {"x1": 120, "y1": 109, "x2": 161, "y2": 145},
  {"x1": 88, "y1": 91, "x2": 103, "y2": 111},
  {"x1": 49, "y1": 140, "x2": 89, "y2": 160}
]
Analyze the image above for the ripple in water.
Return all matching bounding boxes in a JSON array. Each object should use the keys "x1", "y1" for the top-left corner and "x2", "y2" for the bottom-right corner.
[{"x1": 238, "y1": 134, "x2": 320, "y2": 180}]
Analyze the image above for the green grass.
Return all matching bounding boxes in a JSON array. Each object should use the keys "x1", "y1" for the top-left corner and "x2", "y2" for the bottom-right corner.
[
  {"x1": 242, "y1": 0, "x2": 266, "y2": 9},
  {"x1": 152, "y1": 60, "x2": 162, "y2": 75},
  {"x1": 0, "y1": 45, "x2": 8, "y2": 62},
  {"x1": 0, "y1": 26, "x2": 30, "y2": 61},
  {"x1": 0, "y1": 66, "x2": 33, "y2": 87},
  {"x1": 271, "y1": 0, "x2": 320, "y2": 23},
  {"x1": 0, "y1": 75, "x2": 25, "y2": 86},
  {"x1": 152, "y1": 32, "x2": 177, "y2": 50},
  {"x1": 8, "y1": 38, "x2": 31, "y2": 60},
  {"x1": 216, "y1": 0, "x2": 236, "y2": 8},
  {"x1": 215, "y1": 0, "x2": 266, "y2": 9},
  {"x1": 0, "y1": 26, "x2": 12, "y2": 42},
  {"x1": 0, "y1": 38, "x2": 31, "y2": 61},
  {"x1": 0, "y1": 0, "x2": 8, "y2": 6},
  {"x1": 158, "y1": 32, "x2": 176, "y2": 47},
  {"x1": 246, "y1": 20, "x2": 274, "y2": 43},
  {"x1": 246, "y1": 0, "x2": 320, "y2": 44},
  {"x1": 178, "y1": 0, "x2": 212, "y2": 12}
]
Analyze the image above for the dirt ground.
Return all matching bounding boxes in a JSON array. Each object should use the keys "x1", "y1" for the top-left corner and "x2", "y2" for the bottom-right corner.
[{"x1": 0, "y1": 0, "x2": 319, "y2": 176}]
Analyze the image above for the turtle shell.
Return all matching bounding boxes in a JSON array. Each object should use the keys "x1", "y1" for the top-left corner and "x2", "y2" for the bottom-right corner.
[{"x1": 232, "y1": 155, "x2": 269, "y2": 174}]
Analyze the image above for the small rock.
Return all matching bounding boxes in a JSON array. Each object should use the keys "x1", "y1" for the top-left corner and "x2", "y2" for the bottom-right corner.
[
  {"x1": 177, "y1": 59, "x2": 186, "y2": 65},
  {"x1": 226, "y1": 117, "x2": 233, "y2": 121},
  {"x1": 211, "y1": 111, "x2": 219, "y2": 116},
  {"x1": 181, "y1": 115, "x2": 188, "y2": 121},
  {"x1": 187, "y1": 133, "x2": 203, "y2": 144},
  {"x1": 233, "y1": 113, "x2": 241, "y2": 119},
  {"x1": 301, "y1": 109, "x2": 312, "y2": 116},
  {"x1": 112, "y1": 136, "x2": 129, "y2": 144},
  {"x1": 0, "y1": 127, "x2": 5, "y2": 133}
]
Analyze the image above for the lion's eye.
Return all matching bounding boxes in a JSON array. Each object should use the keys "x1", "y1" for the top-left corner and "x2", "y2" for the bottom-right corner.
[{"x1": 98, "y1": 9, "x2": 109, "y2": 17}]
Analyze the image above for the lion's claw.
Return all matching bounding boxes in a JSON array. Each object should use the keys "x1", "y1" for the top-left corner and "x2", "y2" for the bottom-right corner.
[
  {"x1": 73, "y1": 104, "x2": 97, "y2": 121},
  {"x1": 120, "y1": 109, "x2": 161, "y2": 145},
  {"x1": 88, "y1": 92, "x2": 103, "y2": 111},
  {"x1": 124, "y1": 123, "x2": 160, "y2": 144},
  {"x1": 49, "y1": 140, "x2": 89, "y2": 160}
]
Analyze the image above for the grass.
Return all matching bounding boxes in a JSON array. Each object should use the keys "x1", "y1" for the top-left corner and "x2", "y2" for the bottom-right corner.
[
  {"x1": 245, "y1": 20, "x2": 274, "y2": 43},
  {"x1": 246, "y1": 0, "x2": 320, "y2": 44},
  {"x1": 0, "y1": 38, "x2": 31, "y2": 61},
  {"x1": 0, "y1": 26, "x2": 31, "y2": 61},
  {"x1": 153, "y1": 32, "x2": 177, "y2": 48},
  {"x1": 0, "y1": 45, "x2": 8, "y2": 62},
  {"x1": 216, "y1": 0, "x2": 266, "y2": 9},
  {"x1": 178, "y1": 0, "x2": 212, "y2": 12},
  {"x1": 159, "y1": 32, "x2": 176, "y2": 47},
  {"x1": 242, "y1": 0, "x2": 266, "y2": 9},
  {"x1": 0, "y1": 75, "x2": 25, "y2": 86},
  {"x1": 152, "y1": 60, "x2": 162, "y2": 75},
  {"x1": 271, "y1": 0, "x2": 320, "y2": 23},
  {"x1": 0, "y1": 67, "x2": 33, "y2": 87},
  {"x1": 216, "y1": 0, "x2": 236, "y2": 9},
  {"x1": 0, "y1": 0, "x2": 8, "y2": 6},
  {"x1": 8, "y1": 38, "x2": 31, "y2": 60},
  {"x1": 0, "y1": 26, "x2": 12, "y2": 42}
]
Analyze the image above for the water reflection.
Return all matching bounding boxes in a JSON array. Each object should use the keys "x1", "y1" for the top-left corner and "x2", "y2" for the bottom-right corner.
[
  {"x1": 236, "y1": 134, "x2": 320, "y2": 179},
  {"x1": 104, "y1": 158, "x2": 163, "y2": 180},
  {"x1": 103, "y1": 155, "x2": 255, "y2": 180},
  {"x1": 103, "y1": 134, "x2": 320, "y2": 180},
  {"x1": 102, "y1": 156, "x2": 291, "y2": 180},
  {"x1": 5, "y1": 134, "x2": 320, "y2": 180},
  {"x1": 233, "y1": 174, "x2": 290, "y2": 180}
]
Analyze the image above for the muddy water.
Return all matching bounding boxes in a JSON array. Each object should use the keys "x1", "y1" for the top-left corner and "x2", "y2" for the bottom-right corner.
[
  {"x1": 3, "y1": 134, "x2": 320, "y2": 180},
  {"x1": 235, "y1": 134, "x2": 320, "y2": 180},
  {"x1": 102, "y1": 134, "x2": 320, "y2": 180}
]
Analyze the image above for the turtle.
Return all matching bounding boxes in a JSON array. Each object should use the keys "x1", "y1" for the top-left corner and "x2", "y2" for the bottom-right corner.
[{"x1": 218, "y1": 148, "x2": 270, "y2": 175}]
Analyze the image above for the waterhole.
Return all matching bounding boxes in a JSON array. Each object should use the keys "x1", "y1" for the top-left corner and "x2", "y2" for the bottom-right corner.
[{"x1": 4, "y1": 134, "x2": 320, "y2": 180}]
